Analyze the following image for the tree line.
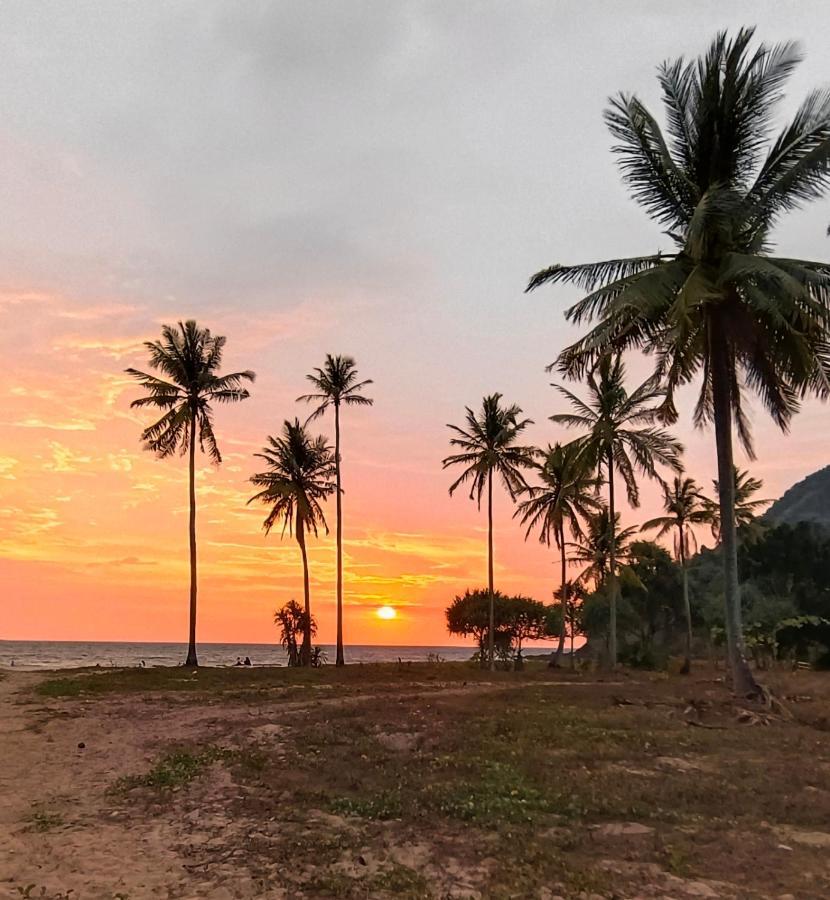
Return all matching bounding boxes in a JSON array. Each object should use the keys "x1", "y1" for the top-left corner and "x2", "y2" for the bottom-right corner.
[{"x1": 127, "y1": 28, "x2": 830, "y2": 694}]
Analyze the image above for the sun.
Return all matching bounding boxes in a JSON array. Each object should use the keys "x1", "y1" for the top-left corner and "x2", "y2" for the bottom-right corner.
[{"x1": 376, "y1": 605, "x2": 397, "y2": 620}]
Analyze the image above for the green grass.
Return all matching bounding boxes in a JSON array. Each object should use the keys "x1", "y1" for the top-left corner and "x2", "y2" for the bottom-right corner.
[
  {"x1": 111, "y1": 746, "x2": 230, "y2": 793},
  {"x1": 25, "y1": 809, "x2": 65, "y2": 833}
]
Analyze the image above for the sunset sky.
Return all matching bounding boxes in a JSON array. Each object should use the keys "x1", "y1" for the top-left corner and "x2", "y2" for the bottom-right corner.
[{"x1": 2, "y1": 2, "x2": 829, "y2": 646}]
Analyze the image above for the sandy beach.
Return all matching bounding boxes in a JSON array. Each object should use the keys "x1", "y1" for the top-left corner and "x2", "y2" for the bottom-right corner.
[{"x1": 2, "y1": 663, "x2": 830, "y2": 899}]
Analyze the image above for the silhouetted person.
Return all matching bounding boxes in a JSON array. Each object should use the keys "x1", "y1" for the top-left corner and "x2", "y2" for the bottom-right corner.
[
  {"x1": 234, "y1": 657, "x2": 243, "y2": 666},
  {"x1": 243, "y1": 656, "x2": 252, "y2": 666}
]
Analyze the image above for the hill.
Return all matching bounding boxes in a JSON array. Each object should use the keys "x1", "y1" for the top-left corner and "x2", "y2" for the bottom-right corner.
[{"x1": 765, "y1": 465, "x2": 830, "y2": 528}]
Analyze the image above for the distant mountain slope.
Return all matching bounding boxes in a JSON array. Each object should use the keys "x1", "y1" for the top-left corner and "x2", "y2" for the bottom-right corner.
[{"x1": 765, "y1": 465, "x2": 830, "y2": 528}]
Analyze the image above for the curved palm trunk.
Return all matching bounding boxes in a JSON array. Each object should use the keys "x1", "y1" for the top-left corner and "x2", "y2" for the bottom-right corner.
[
  {"x1": 297, "y1": 517, "x2": 312, "y2": 667},
  {"x1": 334, "y1": 400, "x2": 345, "y2": 667},
  {"x1": 487, "y1": 469, "x2": 495, "y2": 672},
  {"x1": 185, "y1": 410, "x2": 199, "y2": 667},
  {"x1": 550, "y1": 523, "x2": 567, "y2": 668},
  {"x1": 711, "y1": 331, "x2": 759, "y2": 696},
  {"x1": 607, "y1": 449, "x2": 618, "y2": 667},
  {"x1": 679, "y1": 527, "x2": 692, "y2": 669}
]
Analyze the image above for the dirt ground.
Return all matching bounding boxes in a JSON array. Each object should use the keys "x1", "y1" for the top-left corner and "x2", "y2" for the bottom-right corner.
[{"x1": 1, "y1": 662, "x2": 829, "y2": 899}]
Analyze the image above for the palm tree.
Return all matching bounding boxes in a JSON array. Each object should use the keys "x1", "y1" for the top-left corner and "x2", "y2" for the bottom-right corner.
[
  {"x1": 642, "y1": 476, "x2": 712, "y2": 664},
  {"x1": 526, "y1": 29, "x2": 830, "y2": 694},
  {"x1": 126, "y1": 320, "x2": 254, "y2": 667},
  {"x1": 298, "y1": 355, "x2": 373, "y2": 667},
  {"x1": 555, "y1": 579, "x2": 589, "y2": 667},
  {"x1": 571, "y1": 507, "x2": 639, "y2": 590},
  {"x1": 550, "y1": 355, "x2": 683, "y2": 665},
  {"x1": 706, "y1": 467, "x2": 772, "y2": 539},
  {"x1": 443, "y1": 394, "x2": 537, "y2": 670},
  {"x1": 515, "y1": 441, "x2": 601, "y2": 666},
  {"x1": 249, "y1": 420, "x2": 336, "y2": 666}
]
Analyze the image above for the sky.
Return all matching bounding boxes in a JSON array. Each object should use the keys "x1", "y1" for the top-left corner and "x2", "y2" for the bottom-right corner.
[{"x1": 2, "y1": 1, "x2": 829, "y2": 647}]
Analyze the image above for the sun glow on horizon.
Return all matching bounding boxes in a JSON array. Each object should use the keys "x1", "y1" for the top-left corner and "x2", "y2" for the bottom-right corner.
[{"x1": 376, "y1": 605, "x2": 397, "y2": 620}]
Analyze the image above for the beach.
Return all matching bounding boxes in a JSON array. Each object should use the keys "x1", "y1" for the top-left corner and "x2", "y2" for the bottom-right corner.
[{"x1": 2, "y1": 662, "x2": 829, "y2": 899}]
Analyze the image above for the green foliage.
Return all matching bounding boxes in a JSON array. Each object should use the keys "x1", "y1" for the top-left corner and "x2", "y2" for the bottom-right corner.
[
  {"x1": 112, "y1": 746, "x2": 229, "y2": 794},
  {"x1": 275, "y1": 600, "x2": 316, "y2": 667}
]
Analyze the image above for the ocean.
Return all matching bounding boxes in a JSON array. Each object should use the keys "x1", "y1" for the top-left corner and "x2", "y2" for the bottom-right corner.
[{"x1": 0, "y1": 640, "x2": 489, "y2": 670}]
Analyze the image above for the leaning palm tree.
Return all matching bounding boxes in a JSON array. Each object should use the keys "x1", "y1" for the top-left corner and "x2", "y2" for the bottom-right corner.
[
  {"x1": 515, "y1": 441, "x2": 601, "y2": 666},
  {"x1": 126, "y1": 320, "x2": 254, "y2": 667},
  {"x1": 249, "y1": 420, "x2": 336, "y2": 666},
  {"x1": 706, "y1": 467, "x2": 772, "y2": 539},
  {"x1": 551, "y1": 354, "x2": 683, "y2": 665},
  {"x1": 443, "y1": 394, "x2": 537, "y2": 670},
  {"x1": 526, "y1": 28, "x2": 830, "y2": 694},
  {"x1": 642, "y1": 475, "x2": 712, "y2": 665},
  {"x1": 298, "y1": 355, "x2": 373, "y2": 667}
]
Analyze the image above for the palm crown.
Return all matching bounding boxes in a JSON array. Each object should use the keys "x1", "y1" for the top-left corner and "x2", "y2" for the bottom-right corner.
[
  {"x1": 642, "y1": 475, "x2": 712, "y2": 560},
  {"x1": 249, "y1": 419, "x2": 336, "y2": 537},
  {"x1": 515, "y1": 441, "x2": 601, "y2": 549},
  {"x1": 706, "y1": 467, "x2": 772, "y2": 536},
  {"x1": 126, "y1": 320, "x2": 254, "y2": 462},
  {"x1": 551, "y1": 354, "x2": 683, "y2": 505},
  {"x1": 572, "y1": 508, "x2": 638, "y2": 587},
  {"x1": 298, "y1": 354, "x2": 373, "y2": 421},
  {"x1": 528, "y1": 28, "x2": 830, "y2": 454},
  {"x1": 443, "y1": 393, "x2": 537, "y2": 503}
]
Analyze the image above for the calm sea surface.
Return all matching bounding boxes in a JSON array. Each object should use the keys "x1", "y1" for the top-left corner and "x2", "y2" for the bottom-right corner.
[{"x1": 0, "y1": 640, "x2": 489, "y2": 670}]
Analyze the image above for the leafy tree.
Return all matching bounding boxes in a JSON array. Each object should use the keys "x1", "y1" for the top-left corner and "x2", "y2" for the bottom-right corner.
[
  {"x1": 503, "y1": 595, "x2": 562, "y2": 668},
  {"x1": 551, "y1": 354, "x2": 682, "y2": 666},
  {"x1": 298, "y1": 354, "x2": 373, "y2": 667},
  {"x1": 275, "y1": 599, "x2": 316, "y2": 667},
  {"x1": 126, "y1": 320, "x2": 254, "y2": 667},
  {"x1": 528, "y1": 29, "x2": 830, "y2": 694},
  {"x1": 443, "y1": 394, "x2": 537, "y2": 670},
  {"x1": 445, "y1": 589, "x2": 514, "y2": 668},
  {"x1": 249, "y1": 420, "x2": 336, "y2": 666},
  {"x1": 515, "y1": 441, "x2": 601, "y2": 666},
  {"x1": 643, "y1": 475, "x2": 712, "y2": 663}
]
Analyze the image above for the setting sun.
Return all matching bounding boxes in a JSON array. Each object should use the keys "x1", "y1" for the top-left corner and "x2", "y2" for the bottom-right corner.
[{"x1": 376, "y1": 605, "x2": 397, "y2": 620}]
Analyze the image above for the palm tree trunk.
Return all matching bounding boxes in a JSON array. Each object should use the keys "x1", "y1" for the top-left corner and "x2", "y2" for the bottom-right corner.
[
  {"x1": 607, "y1": 448, "x2": 618, "y2": 667},
  {"x1": 298, "y1": 517, "x2": 312, "y2": 667},
  {"x1": 679, "y1": 528, "x2": 692, "y2": 668},
  {"x1": 334, "y1": 400, "x2": 344, "y2": 667},
  {"x1": 550, "y1": 524, "x2": 567, "y2": 668},
  {"x1": 185, "y1": 410, "x2": 198, "y2": 667},
  {"x1": 487, "y1": 468, "x2": 495, "y2": 672},
  {"x1": 711, "y1": 332, "x2": 759, "y2": 696}
]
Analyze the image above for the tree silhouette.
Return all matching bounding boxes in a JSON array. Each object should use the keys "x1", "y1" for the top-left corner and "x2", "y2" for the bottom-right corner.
[{"x1": 126, "y1": 320, "x2": 254, "y2": 666}]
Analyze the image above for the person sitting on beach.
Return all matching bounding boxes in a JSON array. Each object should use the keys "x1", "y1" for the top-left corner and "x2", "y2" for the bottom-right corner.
[
  {"x1": 234, "y1": 657, "x2": 243, "y2": 666},
  {"x1": 243, "y1": 656, "x2": 252, "y2": 666}
]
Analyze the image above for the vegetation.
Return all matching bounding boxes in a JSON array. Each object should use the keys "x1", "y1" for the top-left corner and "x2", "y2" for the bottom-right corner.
[
  {"x1": 126, "y1": 320, "x2": 254, "y2": 666},
  {"x1": 550, "y1": 355, "x2": 682, "y2": 666},
  {"x1": 528, "y1": 28, "x2": 830, "y2": 695},
  {"x1": 299, "y1": 354, "x2": 373, "y2": 667},
  {"x1": 443, "y1": 394, "x2": 537, "y2": 671},
  {"x1": 515, "y1": 441, "x2": 600, "y2": 666},
  {"x1": 643, "y1": 476, "x2": 713, "y2": 665},
  {"x1": 249, "y1": 420, "x2": 336, "y2": 666},
  {"x1": 274, "y1": 600, "x2": 316, "y2": 667}
]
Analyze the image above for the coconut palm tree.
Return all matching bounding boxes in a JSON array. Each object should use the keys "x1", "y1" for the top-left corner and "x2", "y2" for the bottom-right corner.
[
  {"x1": 550, "y1": 354, "x2": 683, "y2": 665},
  {"x1": 298, "y1": 355, "x2": 373, "y2": 667},
  {"x1": 126, "y1": 320, "x2": 254, "y2": 667},
  {"x1": 249, "y1": 420, "x2": 336, "y2": 666},
  {"x1": 443, "y1": 394, "x2": 537, "y2": 670},
  {"x1": 571, "y1": 507, "x2": 639, "y2": 591},
  {"x1": 705, "y1": 467, "x2": 772, "y2": 539},
  {"x1": 642, "y1": 476, "x2": 712, "y2": 665},
  {"x1": 526, "y1": 29, "x2": 830, "y2": 693},
  {"x1": 515, "y1": 441, "x2": 601, "y2": 666}
]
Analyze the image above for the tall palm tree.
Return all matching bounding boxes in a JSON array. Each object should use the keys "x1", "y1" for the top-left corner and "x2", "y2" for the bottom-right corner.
[
  {"x1": 551, "y1": 354, "x2": 683, "y2": 665},
  {"x1": 706, "y1": 467, "x2": 772, "y2": 539},
  {"x1": 526, "y1": 29, "x2": 830, "y2": 693},
  {"x1": 126, "y1": 320, "x2": 254, "y2": 667},
  {"x1": 249, "y1": 420, "x2": 336, "y2": 666},
  {"x1": 443, "y1": 394, "x2": 537, "y2": 670},
  {"x1": 298, "y1": 355, "x2": 373, "y2": 667},
  {"x1": 515, "y1": 441, "x2": 601, "y2": 666},
  {"x1": 642, "y1": 475, "x2": 712, "y2": 664}
]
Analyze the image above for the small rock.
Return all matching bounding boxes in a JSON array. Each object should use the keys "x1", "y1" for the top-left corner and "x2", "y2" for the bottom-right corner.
[
  {"x1": 592, "y1": 821, "x2": 654, "y2": 837},
  {"x1": 77, "y1": 741, "x2": 86, "y2": 749}
]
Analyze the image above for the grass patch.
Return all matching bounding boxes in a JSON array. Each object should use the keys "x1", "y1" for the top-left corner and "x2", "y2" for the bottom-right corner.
[
  {"x1": 111, "y1": 746, "x2": 230, "y2": 794},
  {"x1": 25, "y1": 809, "x2": 65, "y2": 833}
]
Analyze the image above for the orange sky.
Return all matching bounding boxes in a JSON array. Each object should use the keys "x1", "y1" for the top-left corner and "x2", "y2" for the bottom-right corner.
[{"x1": 1, "y1": 5, "x2": 829, "y2": 646}]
